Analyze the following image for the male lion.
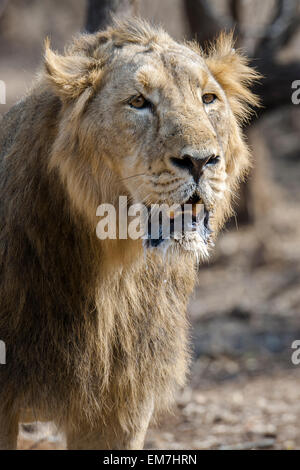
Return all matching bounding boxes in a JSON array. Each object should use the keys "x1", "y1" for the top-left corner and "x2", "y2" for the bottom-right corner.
[{"x1": 0, "y1": 18, "x2": 259, "y2": 449}]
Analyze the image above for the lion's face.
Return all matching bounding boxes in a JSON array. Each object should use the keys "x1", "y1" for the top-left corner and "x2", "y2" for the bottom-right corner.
[
  {"x1": 95, "y1": 43, "x2": 228, "y2": 206},
  {"x1": 45, "y1": 20, "x2": 259, "y2": 257},
  {"x1": 90, "y1": 43, "x2": 233, "y2": 254}
]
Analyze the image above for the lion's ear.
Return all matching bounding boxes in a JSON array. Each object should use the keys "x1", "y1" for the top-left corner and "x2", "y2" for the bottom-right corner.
[
  {"x1": 205, "y1": 32, "x2": 261, "y2": 123},
  {"x1": 44, "y1": 39, "x2": 103, "y2": 101}
]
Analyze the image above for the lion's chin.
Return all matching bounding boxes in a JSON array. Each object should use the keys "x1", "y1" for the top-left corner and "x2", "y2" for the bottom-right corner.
[
  {"x1": 143, "y1": 205, "x2": 213, "y2": 260},
  {"x1": 173, "y1": 230, "x2": 211, "y2": 258},
  {"x1": 143, "y1": 232, "x2": 211, "y2": 262}
]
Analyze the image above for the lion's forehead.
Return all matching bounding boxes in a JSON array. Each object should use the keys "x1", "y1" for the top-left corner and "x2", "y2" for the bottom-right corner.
[{"x1": 114, "y1": 43, "x2": 212, "y2": 100}]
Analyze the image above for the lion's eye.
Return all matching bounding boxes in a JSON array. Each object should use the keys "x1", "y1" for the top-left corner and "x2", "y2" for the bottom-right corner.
[
  {"x1": 129, "y1": 95, "x2": 152, "y2": 110},
  {"x1": 202, "y1": 93, "x2": 217, "y2": 105}
]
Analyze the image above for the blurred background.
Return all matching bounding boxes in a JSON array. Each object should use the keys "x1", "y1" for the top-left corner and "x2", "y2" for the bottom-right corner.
[{"x1": 1, "y1": 0, "x2": 300, "y2": 450}]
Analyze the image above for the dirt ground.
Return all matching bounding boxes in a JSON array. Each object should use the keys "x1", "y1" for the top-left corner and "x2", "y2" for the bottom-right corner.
[{"x1": 1, "y1": 0, "x2": 300, "y2": 451}]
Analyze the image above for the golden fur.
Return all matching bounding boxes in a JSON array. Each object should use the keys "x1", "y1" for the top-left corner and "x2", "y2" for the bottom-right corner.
[{"x1": 0, "y1": 18, "x2": 259, "y2": 449}]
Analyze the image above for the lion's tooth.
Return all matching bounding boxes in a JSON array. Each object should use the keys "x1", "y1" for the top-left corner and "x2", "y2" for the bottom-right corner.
[{"x1": 192, "y1": 203, "x2": 203, "y2": 217}]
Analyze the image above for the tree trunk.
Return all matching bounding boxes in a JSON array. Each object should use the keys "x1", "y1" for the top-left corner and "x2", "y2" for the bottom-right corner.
[
  {"x1": 85, "y1": 0, "x2": 137, "y2": 33},
  {"x1": 253, "y1": 60, "x2": 300, "y2": 114},
  {"x1": 183, "y1": 0, "x2": 220, "y2": 44}
]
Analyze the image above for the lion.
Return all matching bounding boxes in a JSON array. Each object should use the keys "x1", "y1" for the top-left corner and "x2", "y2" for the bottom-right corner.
[{"x1": 0, "y1": 18, "x2": 259, "y2": 449}]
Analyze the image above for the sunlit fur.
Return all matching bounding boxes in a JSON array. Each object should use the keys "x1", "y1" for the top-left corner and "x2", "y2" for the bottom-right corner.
[{"x1": 0, "y1": 18, "x2": 259, "y2": 449}]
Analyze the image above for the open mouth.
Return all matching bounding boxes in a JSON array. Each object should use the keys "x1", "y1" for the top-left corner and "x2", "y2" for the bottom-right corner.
[
  {"x1": 183, "y1": 193, "x2": 205, "y2": 224},
  {"x1": 144, "y1": 192, "x2": 212, "y2": 249}
]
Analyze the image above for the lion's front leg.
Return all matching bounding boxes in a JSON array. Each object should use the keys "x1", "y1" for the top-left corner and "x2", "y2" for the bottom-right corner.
[
  {"x1": 66, "y1": 424, "x2": 148, "y2": 450},
  {"x1": 65, "y1": 400, "x2": 153, "y2": 450}
]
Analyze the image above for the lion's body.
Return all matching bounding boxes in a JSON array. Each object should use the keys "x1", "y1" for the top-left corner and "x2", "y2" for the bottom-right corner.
[{"x1": 0, "y1": 19, "x2": 259, "y2": 449}]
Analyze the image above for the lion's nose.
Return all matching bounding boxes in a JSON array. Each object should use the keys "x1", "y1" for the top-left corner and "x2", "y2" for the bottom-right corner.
[{"x1": 170, "y1": 151, "x2": 219, "y2": 183}]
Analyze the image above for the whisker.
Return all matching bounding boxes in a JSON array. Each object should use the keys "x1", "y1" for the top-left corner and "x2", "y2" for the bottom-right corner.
[
  {"x1": 119, "y1": 173, "x2": 147, "y2": 182},
  {"x1": 142, "y1": 193, "x2": 162, "y2": 207},
  {"x1": 234, "y1": 213, "x2": 239, "y2": 231}
]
